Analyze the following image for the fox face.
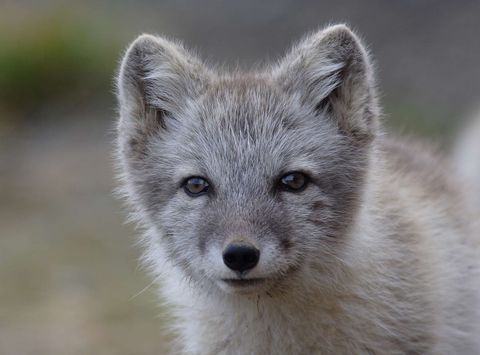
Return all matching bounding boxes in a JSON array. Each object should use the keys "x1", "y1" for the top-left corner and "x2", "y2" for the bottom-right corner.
[{"x1": 116, "y1": 25, "x2": 379, "y2": 295}]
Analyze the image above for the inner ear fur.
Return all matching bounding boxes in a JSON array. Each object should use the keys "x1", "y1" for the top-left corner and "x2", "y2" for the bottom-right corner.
[
  {"x1": 273, "y1": 24, "x2": 379, "y2": 142},
  {"x1": 116, "y1": 34, "x2": 210, "y2": 135}
]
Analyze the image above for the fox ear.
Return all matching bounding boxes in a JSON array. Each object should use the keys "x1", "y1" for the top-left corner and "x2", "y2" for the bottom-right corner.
[
  {"x1": 273, "y1": 25, "x2": 379, "y2": 142},
  {"x1": 116, "y1": 34, "x2": 209, "y2": 135}
]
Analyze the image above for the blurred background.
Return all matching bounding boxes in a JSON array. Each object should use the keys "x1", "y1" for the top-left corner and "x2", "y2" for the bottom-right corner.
[{"x1": 1, "y1": 1, "x2": 479, "y2": 354}]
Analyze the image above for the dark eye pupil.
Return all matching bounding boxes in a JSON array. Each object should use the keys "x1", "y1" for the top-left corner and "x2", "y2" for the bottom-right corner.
[
  {"x1": 185, "y1": 177, "x2": 209, "y2": 196},
  {"x1": 281, "y1": 172, "x2": 307, "y2": 191}
]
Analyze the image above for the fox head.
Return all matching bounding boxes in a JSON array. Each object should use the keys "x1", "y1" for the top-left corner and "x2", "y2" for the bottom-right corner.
[{"x1": 116, "y1": 25, "x2": 379, "y2": 295}]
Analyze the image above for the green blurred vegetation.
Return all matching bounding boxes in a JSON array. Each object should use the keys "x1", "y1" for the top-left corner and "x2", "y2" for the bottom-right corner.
[{"x1": 0, "y1": 14, "x2": 121, "y2": 121}]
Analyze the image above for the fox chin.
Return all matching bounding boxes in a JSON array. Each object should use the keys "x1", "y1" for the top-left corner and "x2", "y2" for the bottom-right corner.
[{"x1": 115, "y1": 24, "x2": 480, "y2": 354}]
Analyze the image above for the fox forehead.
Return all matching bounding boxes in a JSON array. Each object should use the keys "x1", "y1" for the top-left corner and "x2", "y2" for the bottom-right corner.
[
  {"x1": 187, "y1": 76, "x2": 307, "y2": 136},
  {"x1": 156, "y1": 78, "x2": 343, "y2": 186}
]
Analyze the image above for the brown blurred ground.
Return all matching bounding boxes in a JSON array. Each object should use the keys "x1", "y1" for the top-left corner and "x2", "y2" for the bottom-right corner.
[
  {"x1": 0, "y1": 118, "x2": 169, "y2": 354},
  {"x1": 0, "y1": 1, "x2": 479, "y2": 354}
]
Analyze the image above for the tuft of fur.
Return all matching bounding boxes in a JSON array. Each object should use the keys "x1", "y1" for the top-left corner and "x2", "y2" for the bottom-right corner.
[{"x1": 115, "y1": 25, "x2": 480, "y2": 354}]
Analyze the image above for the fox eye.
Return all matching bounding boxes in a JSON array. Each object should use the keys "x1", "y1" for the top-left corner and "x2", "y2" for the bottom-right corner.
[
  {"x1": 183, "y1": 177, "x2": 210, "y2": 197},
  {"x1": 279, "y1": 172, "x2": 309, "y2": 192}
]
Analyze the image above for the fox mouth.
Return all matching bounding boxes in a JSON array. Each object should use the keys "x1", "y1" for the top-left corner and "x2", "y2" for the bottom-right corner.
[
  {"x1": 218, "y1": 277, "x2": 268, "y2": 293},
  {"x1": 221, "y1": 278, "x2": 266, "y2": 287}
]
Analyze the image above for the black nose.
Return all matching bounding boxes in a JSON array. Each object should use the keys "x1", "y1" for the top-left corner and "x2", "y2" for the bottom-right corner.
[{"x1": 222, "y1": 244, "x2": 260, "y2": 273}]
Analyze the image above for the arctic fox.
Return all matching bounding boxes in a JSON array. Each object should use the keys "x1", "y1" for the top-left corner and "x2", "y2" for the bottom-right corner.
[{"x1": 115, "y1": 25, "x2": 480, "y2": 354}]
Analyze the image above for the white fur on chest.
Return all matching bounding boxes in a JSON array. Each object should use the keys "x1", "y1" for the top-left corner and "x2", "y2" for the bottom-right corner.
[
  {"x1": 157, "y1": 249, "x2": 400, "y2": 355},
  {"x1": 164, "y1": 283, "x2": 364, "y2": 355}
]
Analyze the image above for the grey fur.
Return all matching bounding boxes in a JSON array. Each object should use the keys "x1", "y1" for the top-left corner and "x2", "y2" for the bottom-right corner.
[{"x1": 115, "y1": 25, "x2": 480, "y2": 354}]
